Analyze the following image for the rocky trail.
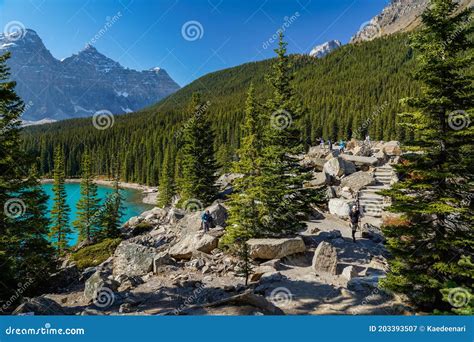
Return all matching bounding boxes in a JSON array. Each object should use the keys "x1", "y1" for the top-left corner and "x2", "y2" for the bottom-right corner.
[{"x1": 13, "y1": 140, "x2": 413, "y2": 316}]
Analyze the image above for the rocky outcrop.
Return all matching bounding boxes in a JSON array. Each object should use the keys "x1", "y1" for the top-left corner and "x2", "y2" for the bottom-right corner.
[
  {"x1": 13, "y1": 296, "x2": 66, "y2": 315},
  {"x1": 247, "y1": 237, "x2": 306, "y2": 260},
  {"x1": 309, "y1": 40, "x2": 342, "y2": 58},
  {"x1": 112, "y1": 242, "x2": 156, "y2": 276},
  {"x1": 382, "y1": 141, "x2": 402, "y2": 156},
  {"x1": 312, "y1": 242, "x2": 338, "y2": 275}
]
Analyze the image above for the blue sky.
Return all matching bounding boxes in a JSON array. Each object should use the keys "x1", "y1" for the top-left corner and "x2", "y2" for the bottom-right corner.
[{"x1": 0, "y1": 0, "x2": 388, "y2": 86}]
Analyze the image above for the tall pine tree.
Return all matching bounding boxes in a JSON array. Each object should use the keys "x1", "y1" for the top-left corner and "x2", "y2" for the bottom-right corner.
[
  {"x1": 73, "y1": 151, "x2": 100, "y2": 243},
  {"x1": 0, "y1": 51, "x2": 55, "y2": 305},
  {"x1": 49, "y1": 146, "x2": 71, "y2": 254},
  {"x1": 221, "y1": 83, "x2": 265, "y2": 245},
  {"x1": 98, "y1": 158, "x2": 124, "y2": 239},
  {"x1": 381, "y1": 0, "x2": 473, "y2": 314},
  {"x1": 179, "y1": 93, "x2": 218, "y2": 207},
  {"x1": 258, "y1": 33, "x2": 314, "y2": 236},
  {"x1": 157, "y1": 147, "x2": 175, "y2": 208}
]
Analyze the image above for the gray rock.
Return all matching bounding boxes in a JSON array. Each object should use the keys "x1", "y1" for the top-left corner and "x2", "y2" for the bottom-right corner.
[
  {"x1": 169, "y1": 232, "x2": 219, "y2": 260},
  {"x1": 341, "y1": 265, "x2": 358, "y2": 280},
  {"x1": 13, "y1": 296, "x2": 66, "y2": 315},
  {"x1": 84, "y1": 271, "x2": 119, "y2": 303},
  {"x1": 340, "y1": 171, "x2": 375, "y2": 193},
  {"x1": 113, "y1": 242, "x2": 156, "y2": 276},
  {"x1": 382, "y1": 141, "x2": 402, "y2": 156},
  {"x1": 328, "y1": 198, "x2": 355, "y2": 218},
  {"x1": 312, "y1": 241, "x2": 338, "y2": 275},
  {"x1": 247, "y1": 237, "x2": 306, "y2": 260},
  {"x1": 153, "y1": 251, "x2": 172, "y2": 273},
  {"x1": 305, "y1": 171, "x2": 329, "y2": 188},
  {"x1": 323, "y1": 157, "x2": 356, "y2": 178},
  {"x1": 347, "y1": 276, "x2": 381, "y2": 292},
  {"x1": 340, "y1": 154, "x2": 378, "y2": 167}
]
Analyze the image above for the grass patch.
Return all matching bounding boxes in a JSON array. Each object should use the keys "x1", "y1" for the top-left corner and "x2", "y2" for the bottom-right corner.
[{"x1": 70, "y1": 238, "x2": 122, "y2": 270}]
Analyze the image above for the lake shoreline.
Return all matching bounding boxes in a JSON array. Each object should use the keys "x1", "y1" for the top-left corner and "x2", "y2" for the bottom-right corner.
[{"x1": 40, "y1": 179, "x2": 158, "y2": 205}]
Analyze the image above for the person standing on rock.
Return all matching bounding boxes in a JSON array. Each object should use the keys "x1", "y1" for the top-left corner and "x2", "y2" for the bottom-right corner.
[
  {"x1": 328, "y1": 139, "x2": 332, "y2": 151},
  {"x1": 319, "y1": 137, "x2": 325, "y2": 150},
  {"x1": 349, "y1": 205, "x2": 361, "y2": 243},
  {"x1": 201, "y1": 210, "x2": 212, "y2": 233}
]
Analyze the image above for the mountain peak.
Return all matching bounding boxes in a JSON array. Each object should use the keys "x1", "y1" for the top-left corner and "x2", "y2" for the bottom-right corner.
[{"x1": 309, "y1": 40, "x2": 342, "y2": 58}]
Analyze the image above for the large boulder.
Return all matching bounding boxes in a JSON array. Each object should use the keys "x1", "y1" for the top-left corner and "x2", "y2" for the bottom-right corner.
[
  {"x1": 174, "y1": 202, "x2": 228, "y2": 234},
  {"x1": 169, "y1": 232, "x2": 219, "y2": 260},
  {"x1": 139, "y1": 207, "x2": 167, "y2": 221},
  {"x1": 304, "y1": 171, "x2": 329, "y2": 188},
  {"x1": 247, "y1": 237, "x2": 306, "y2": 260},
  {"x1": 352, "y1": 144, "x2": 372, "y2": 157},
  {"x1": 113, "y1": 242, "x2": 156, "y2": 276},
  {"x1": 13, "y1": 296, "x2": 66, "y2": 315},
  {"x1": 299, "y1": 157, "x2": 326, "y2": 171},
  {"x1": 84, "y1": 271, "x2": 119, "y2": 303},
  {"x1": 328, "y1": 198, "x2": 355, "y2": 218},
  {"x1": 340, "y1": 171, "x2": 375, "y2": 194},
  {"x1": 323, "y1": 157, "x2": 356, "y2": 178},
  {"x1": 382, "y1": 141, "x2": 401, "y2": 156},
  {"x1": 206, "y1": 202, "x2": 228, "y2": 227},
  {"x1": 340, "y1": 154, "x2": 378, "y2": 167},
  {"x1": 312, "y1": 241, "x2": 338, "y2": 275}
]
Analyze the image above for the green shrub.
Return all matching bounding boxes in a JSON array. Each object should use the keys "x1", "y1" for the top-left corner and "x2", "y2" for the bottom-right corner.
[{"x1": 70, "y1": 238, "x2": 122, "y2": 269}]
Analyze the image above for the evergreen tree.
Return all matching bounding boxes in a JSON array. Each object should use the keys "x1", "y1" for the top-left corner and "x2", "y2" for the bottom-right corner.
[
  {"x1": 73, "y1": 151, "x2": 100, "y2": 242},
  {"x1": 221, "y1": 83, "x2": 265, "y2": 245},
  {"x1": 49, "y1": 146, "x2": 71, "y2": 254},
  {"x1": 98, "y1": 159, "x2": 124, "y2": 239},
  {"x1": 179, "y1": 93, "x2": 218, "y2": 206},
  {"x1": 235, "y1": 238, "x2": 253, "y2": 286},
  {"x1": 258, "y1": 33, "x2": 314, "y2": 235},
  {"x1": 0, "y1": 51, "x2": 55, "y2": 305},
  {"x1": 381, "y1": 0, "x2": 473, "y2": 314},
  {"x1": 157, "y1": 147, "x2": 175, "y2": 207}
]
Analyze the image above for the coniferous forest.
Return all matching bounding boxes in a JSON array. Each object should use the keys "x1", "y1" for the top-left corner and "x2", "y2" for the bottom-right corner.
[{"x1": 22, "y1": 33, "x2": 421, "y2": 185}]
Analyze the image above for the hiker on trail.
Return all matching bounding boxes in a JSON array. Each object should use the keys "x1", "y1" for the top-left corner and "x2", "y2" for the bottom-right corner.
[
  {"x1": 339, "y1": 140, "x2": 346, "y2": 153},
  {"x1": 349, "y1": 205, "x2": 361, "y2": 243},
  {"x1": 365, "y1": 135, "x2": 371, "y2": 147},
  {"x1": 319, "y1": 137, "x2": 324, "y2": 149},
  {"x1": 201, "y1": 210, "x2": 213, "y2": 233},
  {"x1": 328, "y1": 139, "x2": 332, "y2": 151}
]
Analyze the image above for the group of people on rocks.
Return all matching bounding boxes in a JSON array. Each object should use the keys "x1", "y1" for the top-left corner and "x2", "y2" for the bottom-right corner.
[{"x1": 318, "y1": 135, "x2": 371, "y2": 153}]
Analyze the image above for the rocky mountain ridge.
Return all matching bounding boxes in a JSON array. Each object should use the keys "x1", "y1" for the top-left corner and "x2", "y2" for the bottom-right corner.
[
  {"x1": 351, "y1": 0, "x2": 473, "y2": 43},
  {"x1": 0, "y1": 29, "x2": 180, "y2": 121},
  {"x1": 309, "y1": 40, "x2": 342, "y2": 58}
]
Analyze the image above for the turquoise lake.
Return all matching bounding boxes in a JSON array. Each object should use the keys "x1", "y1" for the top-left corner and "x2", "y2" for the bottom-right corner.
[{"x1": 41, "y1": 183, "x2": 153, "y2": 246}]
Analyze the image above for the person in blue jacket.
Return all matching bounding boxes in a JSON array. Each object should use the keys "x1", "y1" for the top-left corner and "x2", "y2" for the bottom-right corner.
[{"x1": 201, "y1": 210, "x2": 213, "y2": 233}]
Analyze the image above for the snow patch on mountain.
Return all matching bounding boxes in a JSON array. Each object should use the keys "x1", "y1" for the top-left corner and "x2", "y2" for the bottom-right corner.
[{"x1": 309, "y1": 40, "x2": 342, "y2": 58}]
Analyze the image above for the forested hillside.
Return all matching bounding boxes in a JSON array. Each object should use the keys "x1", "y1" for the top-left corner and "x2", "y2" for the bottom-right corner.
[{"x1": 23, "y1": 33, "x2": 420, "y2": 185}]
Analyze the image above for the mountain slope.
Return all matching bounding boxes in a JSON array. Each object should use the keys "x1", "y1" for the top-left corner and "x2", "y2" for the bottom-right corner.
[
  {"x1": 23, "y1": 33, "x2": 420, "y2": 185},
  {"x1": 351, "y1": 0, "x2": 473, "y2": 43},
  {"x1": 0, "y1": 29, "x2": 180, "y2": 121}
]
